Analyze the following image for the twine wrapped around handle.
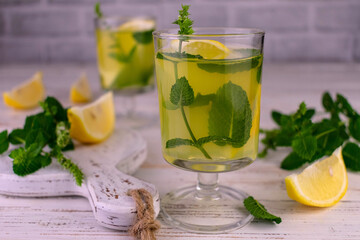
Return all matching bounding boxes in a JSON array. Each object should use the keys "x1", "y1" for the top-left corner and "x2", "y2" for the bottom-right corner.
[{"x1": 128, "y1": 188, "x2": 161, "y2": 240}]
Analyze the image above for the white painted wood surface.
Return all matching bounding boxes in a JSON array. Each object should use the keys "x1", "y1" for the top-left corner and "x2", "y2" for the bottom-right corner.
[{"x1": 0, "y1": 63, "x2": 360, "y2": 240}]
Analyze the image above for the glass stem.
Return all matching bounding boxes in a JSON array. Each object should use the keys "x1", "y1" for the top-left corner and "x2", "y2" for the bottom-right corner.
[
  {"x1": 195, "y1": 173, "x2": 221, "y2": 200},
  {"x1": 115, "y1": 94, "x2": 136, "y2": 117}
]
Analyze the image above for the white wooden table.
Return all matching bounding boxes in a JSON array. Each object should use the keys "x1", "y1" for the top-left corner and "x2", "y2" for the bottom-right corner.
[{"x1": 1, "y1": 63, "x2": 360, "y2": 240}]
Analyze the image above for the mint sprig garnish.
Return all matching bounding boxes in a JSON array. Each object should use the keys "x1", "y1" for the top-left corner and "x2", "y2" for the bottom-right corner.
[
  {"x1": 95, "y1": 2, "x2": 103, "y2": 18},
  {"x1": 260, "y1": 92, "x2": 360, "y2": 171},
  {"x1": 173, "y1": 4, "x2": 194, "y2": 35},
  {"x1": 0, "y1": 97, "x2": 84, "y2": 186},
  {"x1": 244, "y1": 196, "x2": 282, "y2": 224}
]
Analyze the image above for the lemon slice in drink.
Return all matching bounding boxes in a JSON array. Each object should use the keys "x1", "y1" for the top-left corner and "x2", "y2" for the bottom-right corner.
[
  {"x1": 182, "y1": 40, "x2": 230, "y2": 59},
  {"x1": 285, "y1": 147, "x2": 348, "y2": 207},
  {"x1": 70, "y1": 73, "x2": 93, "y2": 103},
  {"x1": 118, "y1": 19, "x2": 155, "y2": 31},
  {"x1": 68, "y1": 92, "x2": 115, "y2": 144},
  {"x1": 3, "y1": 71, "x2": 45, "y2": 109}
]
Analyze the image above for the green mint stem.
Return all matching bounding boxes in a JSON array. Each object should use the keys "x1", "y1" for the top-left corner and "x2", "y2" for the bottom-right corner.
[{"x1": 180, "y1": 105, "x2": 211, "y2": 159}]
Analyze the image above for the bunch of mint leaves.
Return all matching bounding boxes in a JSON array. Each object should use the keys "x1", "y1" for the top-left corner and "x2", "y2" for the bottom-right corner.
[
  {"x1": 0, "y1": 97, "x2": 84, "y2": 185},
  {"x1": 260, "y1": 92, "x2": 360, "y2": 171}
]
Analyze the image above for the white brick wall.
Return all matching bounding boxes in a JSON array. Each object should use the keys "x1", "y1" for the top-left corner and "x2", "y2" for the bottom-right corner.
[{"x1": 0, "y1": 0, "x2": 360, "y2": 63}]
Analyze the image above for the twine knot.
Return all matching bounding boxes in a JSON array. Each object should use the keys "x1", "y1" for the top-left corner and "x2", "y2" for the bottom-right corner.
[{"x1": 128, "y1": 188, "x2": 160, "y2": 240}]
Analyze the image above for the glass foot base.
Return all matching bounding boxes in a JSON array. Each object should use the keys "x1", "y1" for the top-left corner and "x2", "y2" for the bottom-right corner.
[{"x1": 160, "y1": 185, "x2": 253, "y2": 234}]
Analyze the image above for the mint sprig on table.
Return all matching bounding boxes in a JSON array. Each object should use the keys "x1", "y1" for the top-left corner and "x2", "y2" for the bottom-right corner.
[
  {"x1": 260, "y1": 92, "x2": 360, "y2": 171},
  {"x1": 244, "y1": 196, "x2": 282, "y2": 224},
  {"x1": 0, "y1": 97, "x2": 84, "y2": 186}
]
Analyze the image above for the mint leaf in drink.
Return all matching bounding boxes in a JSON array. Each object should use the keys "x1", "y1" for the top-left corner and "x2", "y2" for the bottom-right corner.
[
  {"x1": 197, "y1": 55, "x2": 261, "y2": 74},
  {"x1": 0, "y1": 130, "x2": 9, "y2": 154},
  {"x1": 342, "y1": 142, "x2": 360, "y2": 171},
  {"x1": 271, "y1": 111, "x2": 283, "y2": 126},
  {"x1": 208, "y1": 81, "x2": 252, "y2": 148},
  {"x1": 156, "y1": 52, "x2": 203, "y2": 61},
  {"x1": 166, "y1": 138, "x2": 195, "y2": 148},
  {"x1": 109, "y1": 46, "x2": 137, "y2": 63},
  {"x1": 291, "y1": 134, "x2": 317, "y2": 160},
  {"x1": 281, "y1": 152, "x2": 308, "y2": 170},
  {"x1": 170, "y1": 76, "x2": 194, "y2": 106},
  {"x1": 173, "y1": 4, "x2": 194, "y2": 35},
  {"x1": 8, "y1": 129, "x2": 25, "y2": 145},
  {"x1": 190, "y1": 93, "x2": 215, "y2": 108},
  {"x1": 244, "y1": 196, "x2": 282, "y2": 224},
  {"x1": 94, "y1": 2, "x2": 103, "y2": 18},
  {"x1": 133, "y1": 29, "x2": 154, "y2": 44}
]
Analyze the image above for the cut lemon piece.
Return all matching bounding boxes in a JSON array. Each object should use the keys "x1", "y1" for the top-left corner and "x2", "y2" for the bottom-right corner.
[
  {"x1": 3, "y1": 71, "x2": 45, "y2": 109},
  {"x1": 70, "y1": 73, "x2": 93, "y2": 103},
  {"x1": 285, "y1": 147, "x2": 348, "y2": 207},
  {"x1": 68, "y1": 92, "x2": 115, "y2": 144},
  {"x1": 181, "y1": 40, "x2": 230, "y2": 59},
  {"x1": 118, "y1": 19, "x2": 155, "y2": 32}
]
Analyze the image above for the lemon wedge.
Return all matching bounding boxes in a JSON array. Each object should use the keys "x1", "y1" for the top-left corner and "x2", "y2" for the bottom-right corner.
[
  {"x1": 3, "y1": 71, "x2": 45, "y2": 109},
  {"x1": 181, "y1": 40, "x2": 230, "y2": 59},
  {"x1": 70, "y1": 73, "x2": 93, "y2": 103},
  {"x1": 118, "y1": 19, "x2": 155, "y2": 32},
  {"x1": 285, "y1": 147, "x2": 348, "y2": 207},
  {"x1": 68, "y1": 92, "x2": 115, "y2": 144}
]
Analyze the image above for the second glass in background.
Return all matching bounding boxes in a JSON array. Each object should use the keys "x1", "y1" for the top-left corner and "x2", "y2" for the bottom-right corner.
[{"x1": 95, "y1": 16, "x2": 156, "y2": 120}]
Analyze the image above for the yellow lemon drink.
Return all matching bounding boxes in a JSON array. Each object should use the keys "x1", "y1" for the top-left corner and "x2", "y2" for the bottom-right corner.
[
  {"x1": 95, "y1": 18, "x2": 155, "y2": 92},
  {"x1": 155, "y1": 39, "x2": 263, "y2": 172}
]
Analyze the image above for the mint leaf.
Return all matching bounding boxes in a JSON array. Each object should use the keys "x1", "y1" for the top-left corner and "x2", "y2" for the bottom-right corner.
[
  {"x1": 172, "y1": 4, "x2": 194, "y2": 35},
  {"x1": 244, "y1": 196, "x2": 282, "y2": 224},
  {"x1": 109, "y1": 46, "x2": 137, "y2": 63},
  {"x1": 94, "y1": 2, "x2": 103, "y2": 18},
  {"x1": 166, "y1": 138, "x2": 195, "y2": 148},
  {"x1": 156, "y1": 51, "x2": 203, "y2": 61},
  {"x1": 0, "y1": 130, "x2": 9, "y2": 154},
  {"x1": 281, "y1": 152, "x2": 307, "y2": 170},
  {"x1": 291, "y1": 134, "x2": 317, "y2": 160},
  {"x1": 208, "y1": 81, "x2": 252, "y2": 148},
  {"x1": 133, "y1": 29, "x2": 154, "y2": 44},
  {"x1": 10, "y1": 147, "x2": 42, "y2": 176},
  {"x1": 336, "y1": 94, "x2": 358, "y2": 118},
  {"x1": 190, "y1": 93, "x2": 215, "y2": 107},
  {"x1": 41, "y1": 97, "x2": 68, "y2": 122},
  {"x1": 342, "y1": 142, "x2": 360, "y2": 171},
  {"x1": 197, "y1": 135, "x2": 233, "y2": 146},
  {"x1": 197, "y1": 55, "x2": 261, "y2": 74},
  {"x1": 271, "y1": 111, "x2": 283, "y2": 126},
  {"x1": 314, "y1": 119, "x2": 347, "y2": 156},
  {"x1": 170, "y1": 76, "x2": 194, "y2": 106},
  {"x1": 349, "y1": 117, "x2": 360, "y2": 142},
  {"x1": 8, "y1": 129, "x2": 25, "y2": 145}
]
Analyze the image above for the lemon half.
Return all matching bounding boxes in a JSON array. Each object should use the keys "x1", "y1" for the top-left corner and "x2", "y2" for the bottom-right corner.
[
  {"x1": 285, "y1": 147, "x2": 348, "y2": 207},
  {"x1": 3, "y1": 71, "x2": 45, "y2": 109},
  {"x1": 68, "y1": 92, "x2": 115, "y2": 144}
]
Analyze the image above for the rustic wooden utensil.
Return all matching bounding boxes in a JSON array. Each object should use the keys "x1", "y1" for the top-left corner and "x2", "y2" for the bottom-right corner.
[{"x1": 0, "y1": 127, "x2": 160, "y2": 230}]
